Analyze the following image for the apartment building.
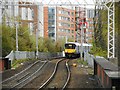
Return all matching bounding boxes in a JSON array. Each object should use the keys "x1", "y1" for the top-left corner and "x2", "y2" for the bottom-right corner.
[
  {"x1": 75, "y1": 7, "x2": 94, "y2": 44},
  {"x1": 44, "y1": 6, "x2": 76, "y2": 42},
  {"x1": 1, "y1": 0, "x2": 44, "y2": 37},
  {"x1": 19, "y1": 1, "x2": 44, "y2": 37},
  {"x1": 57, "y1": 6, "x2": 76, "y2": 42},
  {"x1": 75, "y1": 7, "x2": 86, "y2": 43},
  {"x1": 1, "y1": 0, "x2": 94, "y2": 43},
  {"x1": 19, "y1": 1, "x2": 37, "y2": 35},
  {"x1": 1, "y1": 0, "x2": 19, "y2": 26},
  {"x1": 86, "y1": 9, "x2": 94, "y2": 43}
]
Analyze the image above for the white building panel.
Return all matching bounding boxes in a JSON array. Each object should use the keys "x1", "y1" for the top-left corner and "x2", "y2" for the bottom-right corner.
[
  {"x1": 38, "y1": 4, "x2": 44, "y2": 37},
  {"x1": 28, "y1": 8, "x2": 33, "y2": 20},
  {"x1": 21, "y1": 7, "x2": 27, "y2": 20}
]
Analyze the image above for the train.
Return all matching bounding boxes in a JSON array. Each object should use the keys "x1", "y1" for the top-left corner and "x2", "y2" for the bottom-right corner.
[{"x1": 64, "y1": 42, "x2": 92, "y2": 58}]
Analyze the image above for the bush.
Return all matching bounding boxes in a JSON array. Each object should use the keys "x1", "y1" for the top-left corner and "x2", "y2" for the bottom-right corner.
[
  {"x1": 1, "y1": 24, "x2": 36, "y2": 57},
  {"x1": 1, "y1": 24, "x2": 66, "y2": 57}
]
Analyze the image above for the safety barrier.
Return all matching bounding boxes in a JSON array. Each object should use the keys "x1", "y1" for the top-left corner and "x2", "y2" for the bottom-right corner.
[
  {"x1": 84, "y1": 52, "x2": 104, "y2": 68},
  {"x1": 94, "y1": 57, "x2": 120, "y2": 89},
  {"x1": 5, "y1": 51, "x2": 63, "y2": 63}
]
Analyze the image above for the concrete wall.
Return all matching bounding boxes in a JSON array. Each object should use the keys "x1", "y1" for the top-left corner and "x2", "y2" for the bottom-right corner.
[
  {"x1": 84, "y1": 52, "x2": 95, "y2": 68},
  {"x1": 5, "y1": 51, "x2": 63, "y2": 63}
]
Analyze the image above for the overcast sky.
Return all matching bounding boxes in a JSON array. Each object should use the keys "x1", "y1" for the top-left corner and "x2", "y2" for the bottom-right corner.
[
  {"x1": 19, "y1": 0, "x2": 95, "y2": 8},
  {"x1": 14, "y1": 0, "x2": 120, "y2": 3},
  {"x1": 20, "y1": 0, "x2": 95, "y2": 4}
]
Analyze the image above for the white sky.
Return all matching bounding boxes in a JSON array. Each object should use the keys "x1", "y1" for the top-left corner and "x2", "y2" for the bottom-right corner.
[
  {"x1": 19, "y1": 0, "x2": 95, "y2": 8},
  {"x1": 20, "y1": 0, "x2": 95, "y2": 4}
]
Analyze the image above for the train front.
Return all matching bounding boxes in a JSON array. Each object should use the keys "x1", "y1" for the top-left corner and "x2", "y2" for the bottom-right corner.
[{"x1": 64, "y1": 43, "x2": 76, "y2": 58}]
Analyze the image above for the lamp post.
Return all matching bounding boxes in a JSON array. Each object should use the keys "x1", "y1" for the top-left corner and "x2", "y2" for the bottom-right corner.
[
  {"x1": 80, "y1": 20, "x2": 87, "y2": 60},
  {"x1": 80, "y1": 22, "x2": 83, "y2": 60},
  {"x1": 16, "y1": 22, "x2": 18, "y2": 51},
  {"x1": 36, "y1": 29, "x2": 39, "y2": 59}
]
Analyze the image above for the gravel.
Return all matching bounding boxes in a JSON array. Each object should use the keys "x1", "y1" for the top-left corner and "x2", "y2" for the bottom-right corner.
[
  {"x1": 67, "y1": 59, "x2": 101, "y2": 88},
  {"x1": 1, "y1": 60, "x2": 37, "y2": 81},
  {"x1": 46, "y1": 60, "x2": 67, "y2": 88},
  {"x1": 2, "y1": 58, "x2": 101, "y2": 89},
  {"x1": 20, "y1": 60, "x2": 57, "y2": 90}
]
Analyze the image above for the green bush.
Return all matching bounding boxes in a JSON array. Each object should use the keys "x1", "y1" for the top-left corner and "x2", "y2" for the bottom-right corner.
[
  {"x1": 1, "y1": 25, "x2": 15, "y2": 57},
  {"x1": 1, "y1": 24, "x2": 36, "y2": 56},
  {"x1": 12, "y1": 58, "x2": 33, "y2": 68},
  {"x1": 1, "y1": 22, "x2": 68, "y2": 57},
  {"x1": 77, "y1": 58, "x2": 88, "y2": 66}
]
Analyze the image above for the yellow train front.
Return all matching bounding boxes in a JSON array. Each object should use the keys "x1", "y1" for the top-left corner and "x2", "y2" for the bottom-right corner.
[{"x1": 64, "y1": 42, "x2": 80, "y2": 58}]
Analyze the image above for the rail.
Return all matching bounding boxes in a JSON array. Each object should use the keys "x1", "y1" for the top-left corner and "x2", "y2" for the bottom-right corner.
[
  {"x1": 62, "y1": 60, "x2": 71, "y2": 90},
  {"x1": 38, "y1": 58, "x2": 71, "y2": 89},
  {"x1": 1, "y1": 60, "x2": 41, "y2": 84},
  {"x1": 11, "y1": 61, "x2": 47, "y2": 88},
  {"x1": 38, "y1": 59, "x2": 64, "y2": 89}
]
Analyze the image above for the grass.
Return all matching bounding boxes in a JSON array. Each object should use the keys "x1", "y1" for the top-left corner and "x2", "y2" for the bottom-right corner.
[
  {"x1": 11, "y1": 58, "x2": 37, "y2": 69},
  {"x1": 90, "y1": 45, "x2": 107, "y2": 58},
  {"x1": 77, "y1": 58, "x2": 88, "y2": 66}
]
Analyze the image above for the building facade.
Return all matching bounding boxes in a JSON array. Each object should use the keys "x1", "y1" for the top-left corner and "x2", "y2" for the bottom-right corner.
[
  {"x1": 1, "y1": 0, "x2": 94, "y2": 44},
  {"x1": 1, "y1": 0, "x2": 19, "y2": 26},
  {"x1": 86, "y1": 9, "x2": 94, "y2": 44},
  {"x1": 75, "y1": 7, "x2": 86, "y2": 43},
  {"x1": 1, "y1": 0, "x2": 44, "y2": 37},
  {"x1": 19, "y1": 1, "x2": 44, "y2": 37},
  {"x1": 44, "y1": 6, "x2": 76, "y2": 42},
  {"x1": 75, "y1": 7, "x2": 94, "y2": 44}
]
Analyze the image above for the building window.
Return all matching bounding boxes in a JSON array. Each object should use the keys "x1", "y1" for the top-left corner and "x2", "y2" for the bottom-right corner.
[
  {"x1": 58, "y1": 23, "x2": 61, "y2": 26},
  {"x1": 48, "y1": 15, "x2": 54, "y2": 20},
  {"x1": 71, "y1": 24, "x2": 74, "y2": 28},
  {"x1": 59, "y1": 10, "x2": 61, "y2": 14},
  {"x1": 21, "y1": 8, "x2": 27, "y2": 20},
  {"x1": 71, "y1": 12, "x2": 74, "y2": 16},
  {"x1": 31, "y1": 9, "x2": 34, "y2": 19},
  {"x1": 68, "y1": 12, "x2": 70, "y2": 15},
  {"x1": 68, "y1": 29, "x2": 70, "y2": 33},
  {"x1": 72, "y1": 30, "x2": 74, "y2": 33},
  {"x1": 59, "y1": 17, "x2": 61, "y2": 20},
  {"x1": 49, "y1": 8, "x2": 55, "y2": 14}
]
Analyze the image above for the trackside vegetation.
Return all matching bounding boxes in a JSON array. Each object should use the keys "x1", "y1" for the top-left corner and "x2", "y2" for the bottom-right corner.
[
  {"x1": 1, "y1": 24, "x2": 66, "y2": 57},
  {"x1": 90, "y1": 2, "x2": 119, "y2": 58}
]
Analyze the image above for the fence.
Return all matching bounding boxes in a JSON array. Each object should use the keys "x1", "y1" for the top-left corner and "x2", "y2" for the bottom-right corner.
[
  {"x1": 84, "y1": 52, "x2": 104, "y2": 68},
  {"x1": 6, "y1": 50, "x2": 104, "y2": 68},
  {"x1": 5, "y1": 51, "x2": 63, "y2": 63}
]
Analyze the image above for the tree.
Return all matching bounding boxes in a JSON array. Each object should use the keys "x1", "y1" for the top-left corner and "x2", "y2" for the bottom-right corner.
[{"x1": 1, "y1": 24, "x2": 15, "y2": 57}]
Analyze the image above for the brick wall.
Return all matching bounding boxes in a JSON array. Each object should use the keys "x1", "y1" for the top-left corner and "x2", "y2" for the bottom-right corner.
[{"x1": 0, "y1": 59, "x2": 4, "y2": 71}]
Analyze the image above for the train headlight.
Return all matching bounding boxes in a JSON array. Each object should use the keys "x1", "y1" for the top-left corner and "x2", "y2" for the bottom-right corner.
[{"x1": 65, "y1": 49, "x2": 68, "y2": 53}]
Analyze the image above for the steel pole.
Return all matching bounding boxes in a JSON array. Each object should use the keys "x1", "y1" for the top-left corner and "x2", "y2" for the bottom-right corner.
[
  {"x1": 16, "y1": 22, "x2": 18, "y2": 51},
  {"x1": 36, "y1": 29, "x2": 38, "y2": 59},
  {"x1": 81, "y1": 21, "x2": 83, "y2": 60}
]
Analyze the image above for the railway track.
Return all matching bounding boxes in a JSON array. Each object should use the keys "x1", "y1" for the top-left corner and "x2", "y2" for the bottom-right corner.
[
  {"x1": 38, "y1": 58, "x2": 71, "y2": 89},
  {"x1": 2, "y1": 60, "x2": 47, "y2": 89}
]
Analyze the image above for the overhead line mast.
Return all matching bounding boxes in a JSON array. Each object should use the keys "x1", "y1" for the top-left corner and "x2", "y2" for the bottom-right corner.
[
  {"x1": 104, "y1": 0, "x2": 115, "y2": 59},
  {"x1": 95, "y1": 0, "x2": 115, "y2": 59}
]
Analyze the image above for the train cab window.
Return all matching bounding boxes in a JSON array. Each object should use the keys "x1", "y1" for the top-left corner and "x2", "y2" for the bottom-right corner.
[{"x1": 65, "y1": 44, "x2": 76, "y2": 49}]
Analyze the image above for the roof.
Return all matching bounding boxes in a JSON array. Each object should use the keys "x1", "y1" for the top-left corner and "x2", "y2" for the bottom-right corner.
[
  {"x1": 95, "y1": 58, "x2": 119, "y2": 71},
  {"x1": 95, "y1": 58, "x2": 120, "y2": 78},
  {"x1": 104, "y1": 70, "x2": 120, "y2": 78},
  {"x1": 65, "y1": 42, "x2": 92, "y2": 47},
  {"x1": 65, "y1": 42, "x2": 81, "y2": 46}
]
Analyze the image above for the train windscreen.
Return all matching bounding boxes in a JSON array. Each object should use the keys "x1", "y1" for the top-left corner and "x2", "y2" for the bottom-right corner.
[{"x1": 65, "y1": 44, "x2": 76, "y2": 49}]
